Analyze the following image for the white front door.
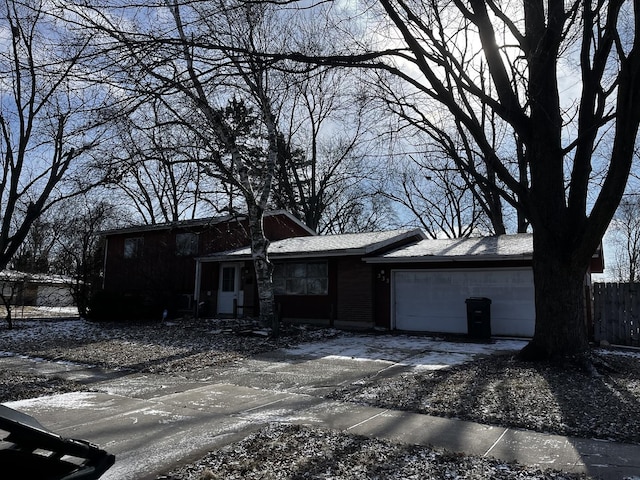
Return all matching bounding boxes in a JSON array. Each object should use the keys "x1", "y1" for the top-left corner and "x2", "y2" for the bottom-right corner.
[{"x1": 217, "y1": 263, "x2": 243, "y2": 315}]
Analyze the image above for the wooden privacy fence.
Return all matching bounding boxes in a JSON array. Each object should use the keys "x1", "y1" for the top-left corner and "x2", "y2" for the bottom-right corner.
[{"x1": 592, "y1": 282, "x2": 640, "y2": 347}]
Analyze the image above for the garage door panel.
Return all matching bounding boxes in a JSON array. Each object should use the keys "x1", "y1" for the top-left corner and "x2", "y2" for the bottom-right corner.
[{"x1": 393, "y1": 269, "x2": 535, "y2": 337}]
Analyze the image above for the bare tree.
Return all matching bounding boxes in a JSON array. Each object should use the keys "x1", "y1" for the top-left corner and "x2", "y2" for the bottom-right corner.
[
  {"x1": 609, "y1": 197, "x2": 640, "y2": 282},
  {"x1": 0, "y1": 271, "x2": 26, "y2": 329},
  {"x1": 271, "y1": 65, "x2": 391, "y2": 233},
  {"x1": 0, "y1": 0, "x2": 111, "y2": 272},
  {"x1": 49, "y1": 195, "x2": 122, "y2": 316},
  {"x1": 322, "y1": 191, "x2": 395, "y2": 234},
  {"x1": 66, "y1": 0, "x2": 311, "y2": 331},
  {"x1": 281, "y1": 0, "x2": 640, "y2": 360},
  {"x1": 107, "y1": 107, "x2": 225, "y2": 225},
  {"x1": 10, "y1": 217, "x2": 57, "y2": 273},
  {"x1": 382, "y1": 153, "x2": 490, "y2": 238},
  {"x1": 374, "y1": 73, "x2": 511, "y2": 235},
  {"x1": 609, "y1": 147, "x2": 640, "y2": 282}
]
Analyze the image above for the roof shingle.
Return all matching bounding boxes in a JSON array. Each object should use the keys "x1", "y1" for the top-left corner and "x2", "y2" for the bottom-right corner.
[
  {"x1": 366, "y1": 234, "x2": 534, "y2": 263},
  {"x1": 199, "y1": 229, "x2": 425, "y2": 261}
]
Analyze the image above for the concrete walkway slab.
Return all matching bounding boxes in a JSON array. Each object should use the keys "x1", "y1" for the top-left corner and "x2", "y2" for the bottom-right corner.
[
  {"x1": 212, "y1": 355, "x2": 403, "y2": 396},
  {"x1": 569, "y1": 436, "x2": 640, "y2": 479},
  {"x1": 5, "y1": 387, "x2": 318, "y2": 480},
  {"x1": 96, "y1": 373, "x2": 224, "y2": 400},
  {"x1": 0, "y1": 354, "x2": 123, "y2": 383},
  {"x1": 297, "y1": 400, "x2": 640, "y2": 479}
]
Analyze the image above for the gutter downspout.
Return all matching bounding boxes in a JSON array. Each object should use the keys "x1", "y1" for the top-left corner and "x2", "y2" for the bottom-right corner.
[
  {"x1": 194, "y1": 259, "x2": 202, "y2": 318},
  {"x1": 102, "y1": 238, "x2": 109, "y2": 290}
]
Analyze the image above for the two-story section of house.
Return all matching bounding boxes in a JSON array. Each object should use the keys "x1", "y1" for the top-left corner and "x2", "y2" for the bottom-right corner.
[{"x1": 99, "y1": 211, "x2": 314, "y2": 319}]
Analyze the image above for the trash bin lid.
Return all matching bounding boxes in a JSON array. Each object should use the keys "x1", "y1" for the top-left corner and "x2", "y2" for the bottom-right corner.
[{"x1": 465, "y1": 297, "x2": 491, "y2": 303}]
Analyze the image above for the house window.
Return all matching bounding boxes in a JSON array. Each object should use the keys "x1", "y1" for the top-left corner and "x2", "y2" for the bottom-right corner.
[
  {"x1": 273, "y1": 261, "x2": 328, "y2": 295},
  {"x1": 123, "y1": 237, "x2": 143, "y2": 259},
  {"x1": 176, "y1": 232, "x2": 198, "y2": 256}
]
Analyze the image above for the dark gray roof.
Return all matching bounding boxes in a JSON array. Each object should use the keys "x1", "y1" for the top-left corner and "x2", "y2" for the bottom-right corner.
[
  {"x1": 198, "y1": 229, "x2": 426, "y2": 261},
  {"x1": 0, "y1": 270, "x2": 74, "y2": 285},
  {"x1": 365, "y1": 234, "x2": 534, "y2": 263},
  {"x1": 100, "y1": 210, "x2": 315, "y2": 236}
]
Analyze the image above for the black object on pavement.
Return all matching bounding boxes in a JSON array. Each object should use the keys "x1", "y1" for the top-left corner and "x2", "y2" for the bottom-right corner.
[{"x1": 0, "y1": 404, "x2": 115, "y2": 479}]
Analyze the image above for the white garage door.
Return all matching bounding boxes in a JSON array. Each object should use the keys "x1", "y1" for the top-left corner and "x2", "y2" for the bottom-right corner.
[{"x1": 393, "y1": 269, "x2": 535, "y2": 337}]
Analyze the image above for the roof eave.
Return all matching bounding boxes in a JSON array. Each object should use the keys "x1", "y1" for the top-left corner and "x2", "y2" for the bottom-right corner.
[
  {"x1": 269, "y1": 209, "x2": 317, "y2": 236},
  {"x1": 197, "y1": 250, "x2": 368, "y2": 262},
  {"x1": 100, "y1": 210, "x2": 315, "y2": 237},
  {"x1": 196, "y1": 229, "x2": 424, "y2": 263},
  {"x1": 101, "y1": 215, "x2": 238, "y2": 236},
  {"x1": 362, "y1": 228, "x2": 427, "y2": 254},
  {"x1": 365, "y1": 254, "x2": 534, "y2": 264}
]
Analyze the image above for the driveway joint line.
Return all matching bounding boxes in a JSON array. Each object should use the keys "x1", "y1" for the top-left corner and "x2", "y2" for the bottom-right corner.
[
  {"x1": 483, "y1": 428, "x2": 509, "y2": 457},
  {"x1": 346, "y1": 409, "x2": 390, "y2": 431},
  {"x1": 241, "y1": 397, "x2": 287, "y2": 413}
]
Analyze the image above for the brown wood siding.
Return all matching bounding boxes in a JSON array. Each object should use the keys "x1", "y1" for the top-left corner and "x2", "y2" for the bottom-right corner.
[
  {"x1": 373, "y1": 266, "x2": 392, "y2": 329},
  {"x1": 264, "y1": 215, "x2": 313, "y2": 240},
  {"x1": 197, "y1": 263, "x2": 219, "y2": 317},
  {"x1": 104, "y1": 229, "x2": 202, "y2": 295},
  {"x1": 102, "y1": 213, "x2": 313, "y2": 304},
  {"x1": 336, "y1": 258, "x2": 374, "y2": 325},
  {"x1": 240, "y1": 261, "x2": 258, "y2": 316}
]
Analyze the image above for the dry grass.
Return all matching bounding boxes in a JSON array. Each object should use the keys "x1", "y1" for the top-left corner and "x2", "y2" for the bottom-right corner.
[{"x1": 161, "y1": 424, "x2": 590, "y2": 480}]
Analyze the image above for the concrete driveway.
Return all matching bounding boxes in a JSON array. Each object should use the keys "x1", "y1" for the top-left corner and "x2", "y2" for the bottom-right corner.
[{"x1": 3, "y1": 335, "x2": 639, "y2": 479}]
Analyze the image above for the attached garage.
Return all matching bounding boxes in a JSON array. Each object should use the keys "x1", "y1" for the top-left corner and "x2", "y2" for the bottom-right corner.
[
  {"x1": 200, "y1": 230, "x2": 603, "y2": 337},
  {"x1": 392, "y1": 268, "x2": 535, "y2": 337},
  {"x1": 367, "y1": 234, "x2": 541, "y2": 337}
]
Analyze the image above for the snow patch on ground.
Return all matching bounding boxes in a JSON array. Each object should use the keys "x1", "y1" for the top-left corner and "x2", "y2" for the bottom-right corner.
[
  {"x1": 5, "y1": 391, "x2": 105, "y2": 410},
  {"x1": 3, "y1": 318, "x2": 99, "y2": 343},
  {"x1": 239, "y1": 408, "x2": 312, "y2": 425},
  {"x1": 598, "y1": 347, "x2": 640, "y2": 360},
  {"x1": 403, "y1": 351, "x2": 474, "y2": 370},
  {"x1": 283, "y1": 334, "x2": 527, "y2": 370}
]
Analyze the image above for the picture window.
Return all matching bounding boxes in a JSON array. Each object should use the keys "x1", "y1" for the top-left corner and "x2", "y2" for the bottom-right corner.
[{"x1": 273, "y1": 261, "x2": 328, "y2": 295}]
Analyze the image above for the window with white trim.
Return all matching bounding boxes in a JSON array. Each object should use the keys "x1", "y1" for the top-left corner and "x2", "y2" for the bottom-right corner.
[{"x1": 273, "y1": 261, "x2": 328, "y2": 295}]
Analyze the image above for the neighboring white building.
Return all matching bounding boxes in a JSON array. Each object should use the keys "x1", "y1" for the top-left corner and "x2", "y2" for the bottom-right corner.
[{"x1": 0, "y1": 270, "x2": 76, "y2": 307}]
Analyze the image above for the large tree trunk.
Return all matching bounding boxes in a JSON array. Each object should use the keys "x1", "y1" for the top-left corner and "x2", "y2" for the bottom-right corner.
[
  {"x1": 520, "y1": 232, "x2": 590, "y2": 361},
  {"x1": 247, "y1": 203, "x2": 276, "y2": 335}
]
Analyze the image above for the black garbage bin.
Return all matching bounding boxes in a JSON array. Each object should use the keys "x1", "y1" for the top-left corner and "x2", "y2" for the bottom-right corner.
[
  {"x1": 0, "y1": 405, "x2": 115, "y2": 480},
  {"x1": 465, "y1": 297, "x2": 492, "y2": 339}
]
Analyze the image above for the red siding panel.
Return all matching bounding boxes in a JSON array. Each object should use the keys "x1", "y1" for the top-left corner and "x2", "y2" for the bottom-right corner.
[
  {"x1": 102, "y1": 213, "x2": 313, "y2": 316},
  {"x1": 336, "y1": 258, "x2": 374, "y2": 326}
]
